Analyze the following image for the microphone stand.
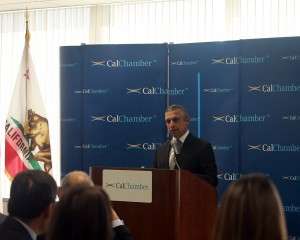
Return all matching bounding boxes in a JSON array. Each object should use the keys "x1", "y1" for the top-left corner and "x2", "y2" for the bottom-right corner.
[
  {"x1": 174, "y1": 153, "x2": 181, "y2": 237},
  {"x1": 170, "y1": 138, "x2": 182, "y2": 235}
]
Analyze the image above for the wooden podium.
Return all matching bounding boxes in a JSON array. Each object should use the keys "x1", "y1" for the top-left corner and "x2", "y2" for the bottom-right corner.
[{"x1": 90, "y1": 167, "x2": 217, "y2": 240}]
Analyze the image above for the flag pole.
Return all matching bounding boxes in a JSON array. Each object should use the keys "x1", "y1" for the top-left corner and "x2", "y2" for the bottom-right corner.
[
  {"x1": 25, "y1": 10, "x2": 30, "y2": 117},
  {"x1": 25, "y1": 10, "x2": 30, "y2": 47}
]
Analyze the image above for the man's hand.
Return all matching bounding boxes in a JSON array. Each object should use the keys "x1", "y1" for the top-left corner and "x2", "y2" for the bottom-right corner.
[{"x1": 112, "y1": 208, "x2": 120, "y2": 220}]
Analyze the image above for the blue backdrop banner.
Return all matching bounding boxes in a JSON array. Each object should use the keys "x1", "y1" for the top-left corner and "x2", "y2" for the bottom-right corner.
[
  {"x1": 169, "y1": 38, "x2": 300, "y2": 237},
  {"x1": 60, "y1": 38, "x2": 300, "y2": 237},
  {"x1": 60, "y1": 46, "x2": 84, "y2": 174},
  {"x1": 60, "y1": 44, "x2": 168, "y2": 175}
]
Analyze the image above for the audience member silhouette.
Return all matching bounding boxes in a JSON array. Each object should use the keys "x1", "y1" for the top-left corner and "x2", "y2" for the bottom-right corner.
[
  {"x1": 214, "y1": 174, "x2": 288, "y2": 240},
  {"x1": 47, "y1": 186, "x2": 112, "y2": 240},
  {"x1": 0, "y1": 170, "x2": 57, "y2": 240},
  {"x1": 58, "y1": 171, "x2": 133, "y2": 240}
]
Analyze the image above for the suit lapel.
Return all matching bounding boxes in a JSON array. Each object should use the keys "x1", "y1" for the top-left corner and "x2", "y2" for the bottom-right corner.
[
  {"x1": 162, "y1": 141, "x2": 171, "y2": 168},
  {"x1": 177, "y1": 133, "x2": 194, "y2": 167},
  {"x1": 181, "y1": 133, "x2": 193, "y2": 152}
]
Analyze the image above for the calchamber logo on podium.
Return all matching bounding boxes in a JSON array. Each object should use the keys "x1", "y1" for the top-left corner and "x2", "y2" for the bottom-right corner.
[
  {"x1": 211, "y1": 55, "x2": 269, "y2": 65},
  {"x1": 248, "y1": 84, "x2": 300, "y2": 93},
  {"x1": 126, "y1": 87, "x2": 188, "y2": 96},
  {"x1": 91, "y1": 114, "x2": 156, "y2": 124},
  {"x1": 126, "y1": 142, "x2": 161, "y2": 151},
  {"x1": 212, "y1": 114, "x2": 270, "y2": 123},
  {"x1": 248, "y1": 144, "x2": 300, "y2": 152},
  {"x1": 91, "y1": 58, "x2": 157, "y2": 68},
  {"x1": 105, "y1": 182, "x2": 150, "y2": 190}
]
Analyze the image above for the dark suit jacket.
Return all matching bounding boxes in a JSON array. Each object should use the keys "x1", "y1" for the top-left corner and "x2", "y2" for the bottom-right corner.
[
  {"x1": 113, "y1": 225, "x2": 133, "y2": 240},
  {"x1": 0, "y1": 216, "x2": 32, "y2": 240},
  {"x1": 0, "y1": 213, "x2": 6, "y2": 224},
  {"x1": 36, "y1": 223, "x2": 133, "y2": 240},
  {"x1": 154, "y1": 133, "x2": 218, "y2": 186}
]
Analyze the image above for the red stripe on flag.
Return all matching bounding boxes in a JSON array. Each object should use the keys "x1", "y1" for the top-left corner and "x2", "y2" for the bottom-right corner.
[{"x1": 5, "y1": 139, "x2": 28, "y2": 178}]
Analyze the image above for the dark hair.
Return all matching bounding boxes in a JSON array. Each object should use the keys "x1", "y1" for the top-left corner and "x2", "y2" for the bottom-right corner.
[
  {"x1": 47, "y1": 186, "x2": 112, "y2": 240},
  {"x1": 165, "y1": 104, "x2": 190, "y2": 121},
  {"x1": 8, "y1": 170, "x2": 57, "y2": 222},
  {"x1": 214, "y1": 174, "x2": 287, "y2": 240}
]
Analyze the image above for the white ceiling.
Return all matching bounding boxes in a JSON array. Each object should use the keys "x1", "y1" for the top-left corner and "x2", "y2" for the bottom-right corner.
[{"x1": 0, "y1": 0, "x2": 142, "y2": 12}]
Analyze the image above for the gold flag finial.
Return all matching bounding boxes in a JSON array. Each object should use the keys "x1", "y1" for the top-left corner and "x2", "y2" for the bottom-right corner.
[{"x1": 25, "y1": 9, "x2": 30, "y2": 44}]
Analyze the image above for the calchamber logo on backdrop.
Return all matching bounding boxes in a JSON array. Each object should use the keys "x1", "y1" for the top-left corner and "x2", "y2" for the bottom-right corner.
[
  {"x1": 126, "y1": 87, "x2": 188, "y2": 96},
  {"x1": 282, "y1": 175, "x2": 300, "y2": 182},
  {"x1": 190, "y1": 117, "x2": 199, "y2": 122},
  {"x1": 248, "y1": 144, "x2": 300, "y2": 152},
  {"x1": 283, "y1": 204, "x2": 300, "y2": 213},
  {"x1": 281, "y1": 55, "x2": 300, "y2": 62},
  {"x1": 126, "y1": 142, "x2": 161, "y2": 151},
  {"x1": 248, "y1": 84, "x2": 300, "y2": 93},
  {"x1": 171, "y1": 59, "x2": 199, "y2": 66},
  {"x1": 217, "y1": 172, "x2": 241, "y2": 181},
  {"x1": 288, "y1": 236, "x2": 300, "y2": 240},
  {"x1": 61, "y1": 118, "x2": 77, "y2": 122},
  {"x1": 74, "y1": 144, "x2": 109, "y2": 150},
  {"x1": 213, "y1": 145, "x2": 233, "y2": 151},
  {"x1": 91, "y1": 114, "x2": 156, "y2": 124},
  {"x1": 61, "y1": 62, "x2": 79, "y2": 68},
  {"x1": 203, "y1": 88, "x2": 233, "y2": 93},
  {"x1": 74, "y1": 88, "x2": 109, "y2": 95},
  {"x1": 91, "y1": 59, "x2": 157, "y2": 68},
  {"x1": 218, "y1": 172, "x2": 270, "y2": 181},
  {"x1": 212, "y1": 114, "x2": 270, "y2": 123},
  {"x1": 211, "y1": 55, "x2": 269, "y2": 65},
  {"x1": 282, "y1": 115, "x2": 300, "y2": 121}
]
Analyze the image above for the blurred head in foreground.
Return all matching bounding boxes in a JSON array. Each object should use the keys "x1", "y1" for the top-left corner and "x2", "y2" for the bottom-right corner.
[
  {"x1": 48, "y1": 186, "x2": 112, "y2": 240},
  {"x1": 214, "y1": 174, "x2": 287, "y2": 240}
]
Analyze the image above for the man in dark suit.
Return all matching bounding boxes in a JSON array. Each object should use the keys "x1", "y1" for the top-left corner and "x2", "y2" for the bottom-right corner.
[
  {"x1": 154, "y1": 105, "x2": 218, "y2": 187},
  {"x1": 58, "y1": 171, "x2": 133, "y2": 240},
  {"x1": 0, "y1": 170, "x2": 57, "y2": 240}
]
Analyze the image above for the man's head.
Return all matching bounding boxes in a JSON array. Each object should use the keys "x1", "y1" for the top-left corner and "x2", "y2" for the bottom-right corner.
[
  {"x1": 8, "y1": 170, "x2": 57, "y2": 224},
  {"x1": 58, "y1": 171, "x2": 94, "y2": 199},
  {"x1": 48, "y1": 186, "x2": 112, "y2": 240},
  {"x1": 165, "y1": 105, "x2": 190, "y2": 139}
]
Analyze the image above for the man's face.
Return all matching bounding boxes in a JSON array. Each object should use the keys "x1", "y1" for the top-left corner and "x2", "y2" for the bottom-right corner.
[{"x1": 165, "y1": 109, "x2": 189, "y2": 138}]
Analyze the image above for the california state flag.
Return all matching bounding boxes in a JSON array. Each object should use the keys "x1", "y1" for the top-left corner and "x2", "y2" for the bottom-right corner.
[{"x1": 5, "y1": 20, "x2": 51, "y2": 179}]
